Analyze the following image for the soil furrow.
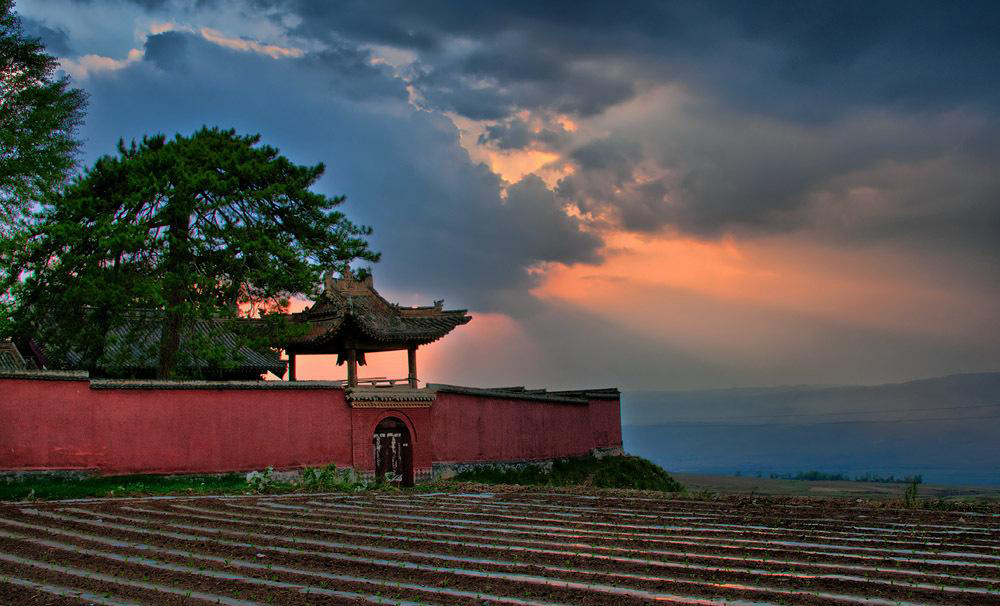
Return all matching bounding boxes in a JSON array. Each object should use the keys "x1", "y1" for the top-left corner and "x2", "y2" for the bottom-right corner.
[
  {"x1": 0, "y1": 567, "x2": 139, "y2": 606},
  {"x1": 6, "y1": 507, "x2": 899, "y2": 606},
  {"x1": 308, "y1": 499, "x2": 1000, "y2": 556},
  {"x1": 167, "y1": 500, "x2": 1000, "y2": 587},
  {"x1": 0, "y1": 534, "x2": 441, "y2": 606},
  {"x1": 7, "y1": 490, "x2": 998, "y2": 606},
  {"x1": 27, "y1": 504, "x2": 1000, "y2": 605},
  {"x1": 78, "y1": 501, "x2": 1000, "y2": 580},
  {"x1": 490, "y1": 494, "x2": 1000, "y2": 526},
  {"x1": 278, "y1": 499, "x2": 1000, "y2": 564},
  {"x1": 0, "y1": 549, "x2": 272, "y2": 605},
  {"x1": 251, "y1": 498, "x2": 1000, "y2": 552},
  {"x1": 377, "y1": 496, "x2": 1000, "y2": 538},
  {"x1": 126, "y1": 502, "x2": 1000, "y2": 602},
  {"x1": 1, "y1": 513, "x2": 782, "y2": 606},
  {"x1": 0, "y1": 520, "x2": 579, "y2": 606}
]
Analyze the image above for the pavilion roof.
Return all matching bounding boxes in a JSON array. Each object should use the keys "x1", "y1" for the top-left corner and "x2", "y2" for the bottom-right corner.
[{"x1": 285, "y1": 274, "x2": 471, "y2": 352}]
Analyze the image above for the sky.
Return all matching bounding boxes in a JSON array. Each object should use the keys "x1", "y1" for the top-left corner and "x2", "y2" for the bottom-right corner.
[{"x1": 17, "y1": 0, "x2": 1000, "y2": 390}]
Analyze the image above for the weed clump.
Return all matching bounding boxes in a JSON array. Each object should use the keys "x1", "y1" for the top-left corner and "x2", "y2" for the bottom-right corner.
[
  {"x1": 245, "y1": 467, "x2": 276, "y2": 493},
  {"x1": 453, "y1": 455, "x2": 683, "y2": 492},
  {"x1": 300, "y1": 464, "x2": 374, "y2": 492}
]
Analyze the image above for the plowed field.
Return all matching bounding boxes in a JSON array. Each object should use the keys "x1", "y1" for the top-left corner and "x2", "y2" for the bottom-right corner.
[{"x1": 1, "y1": 490, "x2": 999, "y2": 605}]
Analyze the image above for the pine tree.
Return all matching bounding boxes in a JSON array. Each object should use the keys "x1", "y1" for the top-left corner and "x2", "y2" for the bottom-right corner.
[
  {"x1": 0, "y1": 0, "x2": 86, "y2": 233},
  {"x1": 1, "y1": 127, "x2": 380, "y2": 378}
]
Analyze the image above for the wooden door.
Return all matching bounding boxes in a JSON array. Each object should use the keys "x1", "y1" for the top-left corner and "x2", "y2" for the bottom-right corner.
[{"x1": 373, "y1": 417, "x2": 412, "y2": 486}]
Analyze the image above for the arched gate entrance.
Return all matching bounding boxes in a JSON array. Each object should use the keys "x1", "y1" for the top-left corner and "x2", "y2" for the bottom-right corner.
[{"x1": 372, "y1": 417, "x2": 413, "y2": 486}]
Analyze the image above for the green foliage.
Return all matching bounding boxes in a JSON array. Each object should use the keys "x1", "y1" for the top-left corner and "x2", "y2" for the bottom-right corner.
[
  {"x1": 1, "y1": 465, "x2": 384, "y2": 501},
  {"x1": 769, "y1": 471, "x2": 924, "y2": 484},
  {"x1": 769, "y1": 471, "x2": 850, "y2": 481},
  {"x1": 245, "y1": 466, "x2": 276, "y2": 493},
  {"x1": 903, "y1": 477, "x2": 920, "y2": 508},
  {"x1": 300, "y1": 464, "x2": 372, "y2": 492},
  {"x1": 452, "y1": 455, "x2": 684, "y2": 492},
  {"x1": 0, "y1": 472, "x2": 247, "y2": 501},
  {"x1": 856, "y1": 473, "x2": 923, "y2": 484},
  {"x1": 0, "y1": 0, "x2": 86, "y2": 233},
  {"x1": 0, "y1": 127, "x2": 379, "y2": 377},
  {"x1": 451, "y1": 464, "x2": 550, "y2": 486}
]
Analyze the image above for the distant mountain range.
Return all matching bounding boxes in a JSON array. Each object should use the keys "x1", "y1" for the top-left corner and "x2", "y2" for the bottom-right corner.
[{"x1": 622, "y1": 372, "x2": 1000, "y2": 486}]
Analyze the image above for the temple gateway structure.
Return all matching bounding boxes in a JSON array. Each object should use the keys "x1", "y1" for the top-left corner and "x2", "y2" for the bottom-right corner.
[
  {"x1": 283, "y1": 273, "x2": 472, "y2": 388},
  {"x1": 0, "y1": 275, "x2": 622, "y2": 485}
]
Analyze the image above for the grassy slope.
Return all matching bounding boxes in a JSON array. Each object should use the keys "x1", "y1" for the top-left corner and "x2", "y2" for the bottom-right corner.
[{"x1": 452, "y1": 455, "x2": 684, "y2": 492}]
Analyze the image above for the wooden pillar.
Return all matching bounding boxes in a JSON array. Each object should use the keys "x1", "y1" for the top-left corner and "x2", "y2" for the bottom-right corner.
[
  {"x1": 288, "y1": 353, "x2": 297, "y2": 381},
  {"x1": 347, "y1": 349, "x2": 358, "y2": 387},
  {"x1": 407, "y1": 345, "x2": 418, "y2": 388}
]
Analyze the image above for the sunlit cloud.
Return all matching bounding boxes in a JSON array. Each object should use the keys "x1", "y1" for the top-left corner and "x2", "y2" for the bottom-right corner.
[
  {"x1": 58, "y1": 49, "x2": 143, "y2": 80},
  {"x1": 57, "y1": 21, "x2": 305, "y2": 81},
  {"x1": 445, "y1": 112, "x2": 572, "y2": 186},
  {"x1": 365, "y1": 44, "x2": 418, "y2": 70},
  {"x1": 150, "y1": 22, "x2": 304, "y2": 59},
  {"x1": 198, "y1": 27, "x2": 304, "y2": 59},
  {"x1": 534, "y1": 230, "x2": 999, "y2": 359}
]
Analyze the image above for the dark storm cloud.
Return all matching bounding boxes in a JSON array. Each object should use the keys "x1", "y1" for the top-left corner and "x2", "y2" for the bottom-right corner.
[
  {"x1": 549, "y1": 108, "x2": 1000, "y2": 248},
  {"x1": 477, "y1": 118, "x2": 571, "y2": 151},
  {"x1": 408, "y1": 42, "x2": 636, "y2": 119},
  {"x1": 718, "y1": 1, "x2": 1000, "y2": 118},
  {"x1": 107, "y1": 0, "x2": 1000, "y2": 121},
  {"x1": 65, "y1": 0, "x2": 1000, "y2": 255},
  {"x1": 503, "y1": 175, "x2": 601, "y2": 266},
  {"x1": 20, "y1": 16, "x2": 72, "y2": 56},
  {"x1": 67, "y1": 0, "x2": 185, "y2": 8},
  {"x1": 147, "y1": 0, "x2": 995, "y2": 255},
  {"x1": 78, "y1": 30, "x2": 599, "y2": 311},
  {"x1": 299, "y1": 45, "x2": 408, "y2": 103},
  {"x1": 143, "y1": 30, "x2": 191, "y2": 71},
  {"x1": 242, "y1": 0, "x2": 659, "y2": 119},
  {"x1": 143, "y1": 31, "x2": 405, "y2": 102},
  {"x1": 557, "y1": 137, "x2": 667, "y2": 233},
  {"x1": 230, "y1": 0, "x2": 1000, "y2": 121}
]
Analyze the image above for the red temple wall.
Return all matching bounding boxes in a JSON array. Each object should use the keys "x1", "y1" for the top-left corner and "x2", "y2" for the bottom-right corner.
[
  {"x1": 0, "y1": 378, "x2": 354, "y2": 474},
  {"x1": 0, "y1": 377, "x2": 622, "y2": 475},
  {"x1": 587, "y1": 397, "x2": 623, "y2": 454},
  {"x1": 430, "y1": 392, "x2": 622, "y2": 464}
]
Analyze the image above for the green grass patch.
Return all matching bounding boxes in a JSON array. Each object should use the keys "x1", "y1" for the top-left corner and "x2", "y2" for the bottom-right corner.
[
  {"x1": 2, "y1": 457, "x2": 684, "y2": 501},
  {"x1": 452, "y1": 455, "x2": 684, "y2": 492},
  {"x1": 2, "y1": 463, "x2": 389, "y2": 501},
  {"x1": 0, "y1": 472, "x2": 252, "y2": 501}
]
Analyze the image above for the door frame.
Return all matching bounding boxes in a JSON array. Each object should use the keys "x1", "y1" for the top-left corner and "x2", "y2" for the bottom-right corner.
[{"x1": 371, "y1": 415, "x2": 414, "y2": 487}]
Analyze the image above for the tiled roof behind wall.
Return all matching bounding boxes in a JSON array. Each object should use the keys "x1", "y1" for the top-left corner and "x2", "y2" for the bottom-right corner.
[{"x1": 0, "y1": 340, "x2": 26, "y2": 370}]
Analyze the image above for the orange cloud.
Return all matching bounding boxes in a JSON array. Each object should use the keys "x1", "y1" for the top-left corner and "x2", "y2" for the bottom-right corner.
[
  {"x1": 534, "y1": 231, "x2": 996, "y2": 356},
  {"x1": 445, "y1": 112, "x2": 569, "y2": 186}
]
